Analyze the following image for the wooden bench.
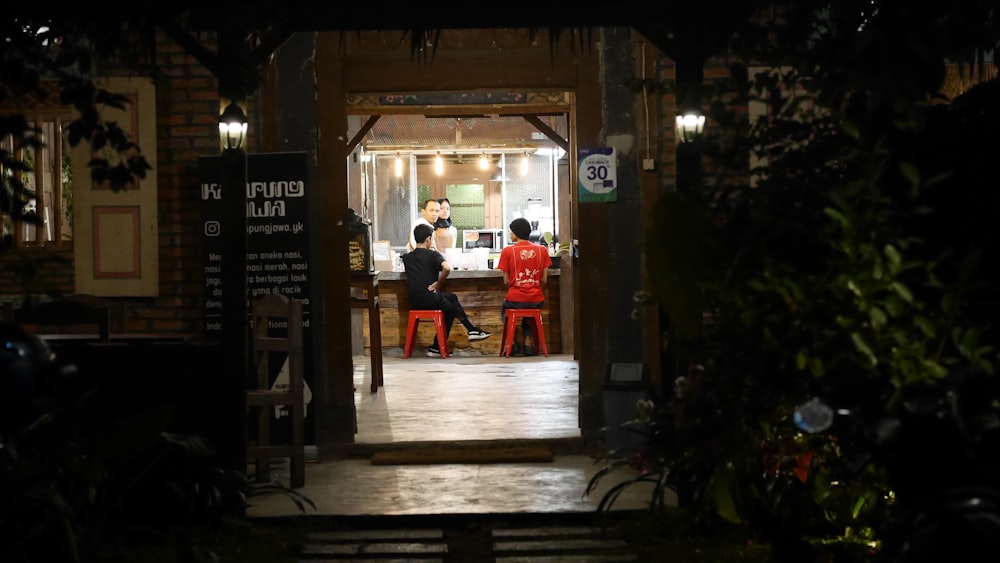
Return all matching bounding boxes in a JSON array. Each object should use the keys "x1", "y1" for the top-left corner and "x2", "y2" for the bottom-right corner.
[
  {"x1": 15, "y1": 296, "x2": 113, "y2": 341},
  {"x1": 7, "y1": 294, "x2": 127, "y2": 341}
]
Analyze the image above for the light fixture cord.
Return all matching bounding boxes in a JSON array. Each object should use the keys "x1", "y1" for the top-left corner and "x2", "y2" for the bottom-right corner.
[{"x1": 641, "y1": 41, "x2": 651, "y2": 160}]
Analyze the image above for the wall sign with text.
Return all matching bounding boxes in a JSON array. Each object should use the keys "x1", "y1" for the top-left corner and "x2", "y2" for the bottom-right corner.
[
  {"x1": 198, "y1": 152, "x2": 312, "y2": 335},
  {"x1": 198, "y1": 151, "x2": 315, "y2": 437},
  {"x1": 577, "y1": 147, "x2": 618, "y2": 203}
]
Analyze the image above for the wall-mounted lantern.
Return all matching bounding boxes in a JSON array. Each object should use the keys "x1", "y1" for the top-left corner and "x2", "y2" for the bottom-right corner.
[
  {"x1": 675, "y1": 112, "x2": 706, "y2": 144},
  {"x1": 218, "y1": 102, "x2": 248, "y2": 151}
]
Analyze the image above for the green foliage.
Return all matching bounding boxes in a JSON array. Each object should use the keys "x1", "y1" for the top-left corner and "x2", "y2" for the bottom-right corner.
[
  {"x1": 1, "y1": 14, "x2": 156, "y2": 311},
  {"x1": 0, "y1": 116, "x2": 43, "y2": 234},
  {"x1": 62, "y1": 152, "x2": 74, "y2": 235},
  {"x1": 0, "y1": 332, "x2": 314, "y2": 562},
  {"x1": 613, "y1": 511, "x2": 774, "y2": 562},
  {"x1": 203, "y1": 518, "x2": 311, "y2": 563},
  {"x1": 1, "y1": 19, "x2": 154, "y2": 249},
  {"x1": 598, "y1": 2, "x2": 1000, "y2": 558}
]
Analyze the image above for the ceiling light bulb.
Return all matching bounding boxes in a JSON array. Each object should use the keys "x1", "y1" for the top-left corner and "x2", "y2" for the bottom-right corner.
[
  {"x1": 394, "y1": 153, "x2": 403, "y2": 177},
  {"x1": 520, "y1": 152, "x2": 529, "y2": 176},
  {"x1": 434, "y1": 152, "x2": 444, "y2": 176},
  {"x1": 479, "y1": 153, "x2": 490, "y2": 170}
]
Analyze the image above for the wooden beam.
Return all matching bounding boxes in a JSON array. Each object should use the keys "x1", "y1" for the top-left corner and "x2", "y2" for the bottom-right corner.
[
  {"x1": 156, "y1": 17, "x2": 220, "y2": 76},
  {"x1": 251, "y1": 28, "x2": 297, "y2": 67},
  {"x1": 345, "y1": 115, "x2": 380, "y2": 156},
  {"x1": 522, "y1": 115, "x2": 568, "y2": 152}
]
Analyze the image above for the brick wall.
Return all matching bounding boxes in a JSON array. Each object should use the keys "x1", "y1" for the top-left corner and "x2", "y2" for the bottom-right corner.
[
  {"x1": 144, "y1": 32, "x2": 220, "y2": 335},
  {"x1": 653, "y1": 54, "x2": 746, "y2": 195},
  {"x1": 0, "y1": 247, "x2": 75, "y2": 299},
  {"x1": 1, "y1": 31, "x2": 232, "y2": 338}
]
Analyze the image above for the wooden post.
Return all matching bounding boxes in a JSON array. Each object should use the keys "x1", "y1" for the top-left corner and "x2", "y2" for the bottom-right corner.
[{"x1": 218, "y1": 23, "x2": 250, "y2": 476}]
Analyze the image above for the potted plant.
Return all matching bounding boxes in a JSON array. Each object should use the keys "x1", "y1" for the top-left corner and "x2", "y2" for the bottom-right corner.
[{"x1": 542, "y1": 232, "x2": 570, "y2": 268}]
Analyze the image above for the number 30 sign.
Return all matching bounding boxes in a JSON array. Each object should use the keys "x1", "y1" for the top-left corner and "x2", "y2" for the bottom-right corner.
[{"x1": 577, "y1": 147, "x2": 617, "y2": 203}]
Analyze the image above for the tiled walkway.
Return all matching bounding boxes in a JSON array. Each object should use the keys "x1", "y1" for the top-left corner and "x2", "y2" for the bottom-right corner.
[{"x1": 246, "y1": 354, "x2": 669, "y2": 519}]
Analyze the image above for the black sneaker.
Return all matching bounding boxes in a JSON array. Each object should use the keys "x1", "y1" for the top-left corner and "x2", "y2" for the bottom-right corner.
[
  {"x1": 426, "y1": 346, "x2": 441, "y2": 357},
  {"x1": 467, "y1": 329, "x2": 492, "y2": 341}
]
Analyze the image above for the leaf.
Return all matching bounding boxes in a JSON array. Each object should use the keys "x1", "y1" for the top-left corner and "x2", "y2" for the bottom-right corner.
[
  {"x1": 889, "y1": 282, "x2": 913, "y2": 303},
  {"x1": 846, "y1": 279, "x2": 862, "y2": 297},
  {"x1": 941, "y1": 292, "x2": 958, "y2": 315},
  {"x1": 851, "y1": 495, "x2": 867, "y2": 519},
  {"x1": 898, "y1": 161, "x2": 920, "y2": 189},
  {"x1": 840, "y1": 119, "x2": 860, "y2": 139},
  {"x1": 958, "y1": 328, "x2": 982, "y2": 357},
  {"x1": 913, "y1": 315, "x2": 935, "y2": 338},
  {"x1": 884, "y1": 295, "x2": 906, "y2": 316},
  {"x1": 883, "y1": 244, "x2": 901, "y2": 268},
  {"x1": 850, "y1": 333, "x2": 878, "y2": 367},
  {"x1": 869, "y1": 307, "x2": 887, "y2": 329},
  {"x1": 708, "y1": 465, "x2": 742, "y2": 524},
  {"x1": 824, "y1": 207, "x2": 848, "y2": 227}
]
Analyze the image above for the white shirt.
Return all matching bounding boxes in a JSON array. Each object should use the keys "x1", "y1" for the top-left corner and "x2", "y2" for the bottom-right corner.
[{"x1": 406, "y1": 217, "x2": 437, "y2": 252}]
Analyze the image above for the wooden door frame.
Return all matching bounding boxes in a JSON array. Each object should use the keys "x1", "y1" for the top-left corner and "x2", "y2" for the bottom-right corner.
[{"x1": 316, "y1": 31, "x2": 603, "y2": 449}]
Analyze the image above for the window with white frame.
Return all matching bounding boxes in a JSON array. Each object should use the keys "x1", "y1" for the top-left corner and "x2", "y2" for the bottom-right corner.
[{"x1": 1, "y1": 114, "x2": 74, "y2": 246}]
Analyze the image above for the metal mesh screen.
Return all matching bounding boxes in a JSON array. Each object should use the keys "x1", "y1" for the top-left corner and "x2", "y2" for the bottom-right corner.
[
  {"x1": 372, "y1": 154, "x2": 414, "y2": 251},
  {"x1": 501, "y1": 153, "x2": 556, "y2": 242},
  {"x1": 416, "y1": 185, "x2": 432, "y2": 214}
]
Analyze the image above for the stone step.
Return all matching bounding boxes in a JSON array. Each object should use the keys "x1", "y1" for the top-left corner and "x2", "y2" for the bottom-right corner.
[{"x1": 297, "y1": 517, "x2": 639, "y2": 562}]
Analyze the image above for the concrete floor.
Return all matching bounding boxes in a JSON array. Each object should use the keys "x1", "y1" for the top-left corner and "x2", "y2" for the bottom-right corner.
[{"x1": 246, "y1": 353, "x2": 670, "y2": 518}]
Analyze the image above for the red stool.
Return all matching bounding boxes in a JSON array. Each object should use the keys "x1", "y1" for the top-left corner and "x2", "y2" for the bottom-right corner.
[
  {"x1": 500, "y1": 309, "x2": 548, "y2": 357},
  {"x1": 403, "y1": 310, "x2": 450, "y2": 358}
]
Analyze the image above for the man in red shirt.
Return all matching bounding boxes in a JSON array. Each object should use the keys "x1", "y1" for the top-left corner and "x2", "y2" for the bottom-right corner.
[{"x1": 497, "y1": 217, "x2": 552, "y2": 355}]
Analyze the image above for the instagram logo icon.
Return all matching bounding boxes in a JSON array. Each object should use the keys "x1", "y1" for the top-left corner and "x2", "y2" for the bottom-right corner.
[{"x1": 204, "y1": 221, "x2": 221, "y2": 237}]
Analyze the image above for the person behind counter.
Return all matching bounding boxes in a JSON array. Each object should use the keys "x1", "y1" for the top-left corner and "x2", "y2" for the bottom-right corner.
[
  {"x1": 497, "y1": 217, "x2": 551, "y2": 356},
  {"x1": 433, "y1": 197, "x2": 458, "y2": 250},
  {"x1": 406, "y1": 198, "x2": 440, "y2": 253},
  {"x1": 403, "y1": 223, "x2": 492, "y2": 357}
]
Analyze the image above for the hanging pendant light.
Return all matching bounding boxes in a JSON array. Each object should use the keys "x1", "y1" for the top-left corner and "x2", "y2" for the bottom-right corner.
[
  {"x1": 394, "y1": 153, "x2": 403, "y2": 177},
  {"x1": 434, "y1": 152, "x2": 444, "y2": 176}
]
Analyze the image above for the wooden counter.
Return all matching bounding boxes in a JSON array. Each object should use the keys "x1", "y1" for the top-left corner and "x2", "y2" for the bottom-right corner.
[{"x1": 358, "y1": 269, "x2": 561, "y2": 356}]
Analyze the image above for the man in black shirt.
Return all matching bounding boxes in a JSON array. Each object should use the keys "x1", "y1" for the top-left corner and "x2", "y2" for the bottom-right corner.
[{"x1": 402, "y1": 223, "x2": 491, "y2": 357}]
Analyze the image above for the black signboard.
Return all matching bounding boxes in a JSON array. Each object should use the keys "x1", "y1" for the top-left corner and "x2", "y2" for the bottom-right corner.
[
  {"x1": 199, "y1": 152, "x2": 311, "y2": 326},
  {"x1": 198, "y1": 152, "x2": 314, "y2": 440}
]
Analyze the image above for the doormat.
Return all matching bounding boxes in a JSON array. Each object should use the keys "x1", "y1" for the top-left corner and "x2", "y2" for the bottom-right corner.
[{"x1": 371, "y1": 446, "x2": 553, "y2": 466}]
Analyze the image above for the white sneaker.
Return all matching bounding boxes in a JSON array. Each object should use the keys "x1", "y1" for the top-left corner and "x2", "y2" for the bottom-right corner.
[
  {"x1": 467, "y1": 329, "x2": 491, "y2": 341},
  {"x1": 426, "y1": 346, "x2": 441, "y2": 357}
]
